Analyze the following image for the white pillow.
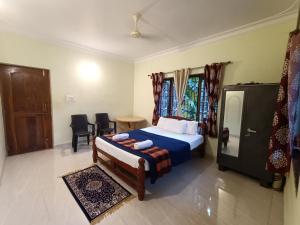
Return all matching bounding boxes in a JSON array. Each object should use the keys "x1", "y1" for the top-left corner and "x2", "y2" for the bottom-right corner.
[
  {"x1": 157, "y1": 117, "x2": 173, "y2": 130},
  {"x1": 185, "y1": 121, "x2": 199, "y2": 135},
  {"x1": 157, "y1": 117, "x2": 167, "y2": 129},
  {"x1": 174, "y1": 120, "x2": 188, "y2": 134},
  {"x1": 164, "y1": 118, "x2": 187, "y2": 134}
]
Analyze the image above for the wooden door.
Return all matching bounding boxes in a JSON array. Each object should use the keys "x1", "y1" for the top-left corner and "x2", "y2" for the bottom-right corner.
[{"x1": 0, "y1": 64, "x2": 53, "y2": 155}]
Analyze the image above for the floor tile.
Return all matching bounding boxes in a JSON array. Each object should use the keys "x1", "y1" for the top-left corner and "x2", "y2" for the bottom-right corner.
[{"x1": 0, "y1": 145, "x2": 283, "y2": 225}]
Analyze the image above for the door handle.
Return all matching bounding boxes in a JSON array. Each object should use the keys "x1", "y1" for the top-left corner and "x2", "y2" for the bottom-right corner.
[
  {"x1": 247, "y1": 128, "x2": 257, "y2": 133},
  {"x1": 43, "y1": 103, "x2": 47, "y2": 112}
]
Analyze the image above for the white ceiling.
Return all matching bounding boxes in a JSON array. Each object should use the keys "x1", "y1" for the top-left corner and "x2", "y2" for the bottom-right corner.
[{"x1": 0, "y1": 0, "x2": 297, "y2": 61}]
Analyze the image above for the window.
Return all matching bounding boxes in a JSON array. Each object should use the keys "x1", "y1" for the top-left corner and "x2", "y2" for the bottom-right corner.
[
  {"x1": 159, "y1": 74, "x2": 209, "y2": 122},
  {"x1": 159, "y1": 78, "x2": 177, "y2": 117}
]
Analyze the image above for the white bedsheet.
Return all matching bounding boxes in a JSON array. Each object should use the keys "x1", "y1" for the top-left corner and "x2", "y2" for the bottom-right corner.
[
  {"x1": 141, "y1": 126, "x2": 203, "y2": 150},
  {"x1": 96, "y1": 137, "x2": 150, "y2": 170},
  {"x1": 95, "y1": 126, "x2": 204, "y2": 171}
]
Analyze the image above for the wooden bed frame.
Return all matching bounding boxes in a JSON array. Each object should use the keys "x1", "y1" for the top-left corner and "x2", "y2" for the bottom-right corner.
[{"x1": 92, "y1": 116, "x2": 207, "y2": 201}]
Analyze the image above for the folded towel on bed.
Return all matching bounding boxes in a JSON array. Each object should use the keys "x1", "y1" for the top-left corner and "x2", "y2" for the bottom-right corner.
[
  {"x1": 112, "y1": 133, "x2": 129, "y2": 141},
  {"x1": 134, "y1": 140, "x2": 153, "y2": 150},
  {"x1": 102, "y1": 134, "x2": 172, "y2": 182}
]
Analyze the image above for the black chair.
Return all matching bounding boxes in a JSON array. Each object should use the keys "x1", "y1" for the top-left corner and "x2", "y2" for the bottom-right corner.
[
  {"x1": 70, "y1": 114, "x2": 95, "y2": 152},
  {"x1": 95, "y1": 113, "x2": 116, "y2": 136}
]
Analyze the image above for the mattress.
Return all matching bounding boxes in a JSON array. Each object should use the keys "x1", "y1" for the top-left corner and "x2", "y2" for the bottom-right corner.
[{"x1": 95, "y1": 126, "x2": 204, "y2": 171}]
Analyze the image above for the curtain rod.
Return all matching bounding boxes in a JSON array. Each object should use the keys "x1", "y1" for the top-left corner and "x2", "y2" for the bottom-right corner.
[{"x1": 148, "y1": 61, "x2": 232, "y2": 77}]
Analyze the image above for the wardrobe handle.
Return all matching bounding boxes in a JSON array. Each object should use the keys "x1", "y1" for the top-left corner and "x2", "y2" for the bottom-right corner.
[
  {"x1": 245, "y1": 128, "x2": 257, "y2": 137},
  {"x1": 247, "y1": 128, "x2": 257, "y2": 133}
]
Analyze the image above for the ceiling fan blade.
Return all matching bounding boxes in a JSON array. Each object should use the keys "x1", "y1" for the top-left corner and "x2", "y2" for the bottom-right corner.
[
  {"x1": 132, "y1": 13, "x2": 140, "y2": 30},
  {"x1": 140, "y1": 34, "x2": 164, "y2": 41},
  {"x1": 131, "y1": 13, "x2": 142, "y2": 38},
  {"x1": 140, "y1": 17, "x2": 182, "y2": 44},
  {"x1": 139, "y1": 0, "x2": 163, "y2": 15}
]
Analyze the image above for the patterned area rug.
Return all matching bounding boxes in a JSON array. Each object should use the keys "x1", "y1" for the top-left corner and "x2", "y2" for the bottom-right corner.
[{"x1": 62, "y1": 165, "x2": 133, "y2": 224}]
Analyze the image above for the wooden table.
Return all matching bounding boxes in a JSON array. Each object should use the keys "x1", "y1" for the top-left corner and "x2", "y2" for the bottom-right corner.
[{"x1": 116, "y1": 116, "x2": 146, "y2": 132}]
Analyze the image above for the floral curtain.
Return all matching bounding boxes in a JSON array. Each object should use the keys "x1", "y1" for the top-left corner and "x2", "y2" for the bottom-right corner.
[
  {"x1": 204, "y1": 63, "x2": 225, "y2": 137},
  {"x1": 151, "y1": 72, "x2": 164, "y2": 125},
  {"x1": 174, "y1": 68, "x2": 190, "y2": 116},
  {"x1": 267, "y1": 32, "x2": 300, "y2": 174},
  {"x1": 289, "y1": 33, "x2": 300, "y2": 192},
  {"x1": 288, "y1": 33, "x2": 300, "y2": 154}
]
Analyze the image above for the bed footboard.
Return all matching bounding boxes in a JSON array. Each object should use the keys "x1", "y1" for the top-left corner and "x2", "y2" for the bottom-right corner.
[{"x1": 92, "y1": 137, "x2": 146, "y2": 201}]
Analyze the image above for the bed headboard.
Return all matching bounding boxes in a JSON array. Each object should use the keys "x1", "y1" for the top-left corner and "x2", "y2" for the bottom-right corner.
[{"x1": 165, "y1": 116, "x2": 207, "y2": 136}]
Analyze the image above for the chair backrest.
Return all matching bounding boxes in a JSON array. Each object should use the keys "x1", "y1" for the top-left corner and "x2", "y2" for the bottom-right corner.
[
  {"x1": 95, "y1": 113, "x2": 109, "y2": 129},
  {"x1": 71, "y1": 114, "x2": 88, "y2": 132}
]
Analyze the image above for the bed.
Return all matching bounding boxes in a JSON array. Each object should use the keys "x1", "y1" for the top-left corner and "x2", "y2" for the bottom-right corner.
[{"x1": 92, "y1": 116, "x2": 207, "y2": 200}]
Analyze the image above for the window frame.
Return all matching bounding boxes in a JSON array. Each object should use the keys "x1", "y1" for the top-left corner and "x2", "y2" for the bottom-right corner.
[
  {"x1": 196, "y1": 74, "x2": 208, "y2": 122},
  {"x1": 160, "y1": 73, "x2": 207, "y2": 121},
  {"x1": 166, "y1": 77, "x2": 175, "y2": 116},
  {"x1": 159, "y1": 77, "x2": 175, "y2": 117}
]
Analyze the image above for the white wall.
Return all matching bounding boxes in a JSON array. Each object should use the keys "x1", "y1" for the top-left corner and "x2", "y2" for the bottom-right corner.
[
  {"x1": 0, "y1": 32, "x2": 134, "y2": 145},
  {"x1": 0, "y1": 95, "x2": 6, "y2": 179},
  {"x1": 133, "y1": 18, "x2": 295, "y2": 157}
]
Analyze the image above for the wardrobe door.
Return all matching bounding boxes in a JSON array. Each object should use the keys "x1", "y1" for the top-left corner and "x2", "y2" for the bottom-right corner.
[
  {"x1": 217, "y1": 86, "x2": 246, "y2": 171},
  {"x1": 239, "y1": 85, "x2": 278, "y2": 183},
  {"x1": 0, "y1": 65, "x2": 53, "y2": 155}
]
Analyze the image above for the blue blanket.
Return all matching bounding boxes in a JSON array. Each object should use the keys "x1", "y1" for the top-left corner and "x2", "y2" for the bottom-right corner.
[{"x1": 99, "y1": 129, "x2": 191, "y2": 183}]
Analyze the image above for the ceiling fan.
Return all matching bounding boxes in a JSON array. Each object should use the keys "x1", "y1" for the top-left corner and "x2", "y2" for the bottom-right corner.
[
  {"x1": 129, "y1": 0, "x2": 161, "y2": 39},
  {"x1": 129, "y1": 0, "x2": 181, "y2": 43},
  {"x1": 129, "y1": 12, "x2": 178, "y2": 43},
  {"x1": 130, "y1": 13, "x2": 142, "y2": 38}
]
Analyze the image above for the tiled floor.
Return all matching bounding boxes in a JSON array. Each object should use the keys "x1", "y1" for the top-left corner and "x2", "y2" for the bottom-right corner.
[{"x1": 0, "y1": 144, "x2": 283, "y2": 225}]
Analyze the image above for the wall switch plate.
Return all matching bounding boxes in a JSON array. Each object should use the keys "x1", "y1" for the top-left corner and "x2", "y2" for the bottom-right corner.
[{"x1": 65, "y1": 95, "x2": 76, "y2": 103}]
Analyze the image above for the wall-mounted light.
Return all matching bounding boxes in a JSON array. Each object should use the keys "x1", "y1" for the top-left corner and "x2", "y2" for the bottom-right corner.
[{"x1": 78, "y1": 60, "x2": 101, "y2": 82}]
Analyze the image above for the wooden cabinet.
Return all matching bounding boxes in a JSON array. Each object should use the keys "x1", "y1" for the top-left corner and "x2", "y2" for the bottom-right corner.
[
  {"x1": 217, "y1": 84, "x2": 279, "y2": 186},
  {"x1": 0, "y1": 64, "x2": 53, "y2": 155}
]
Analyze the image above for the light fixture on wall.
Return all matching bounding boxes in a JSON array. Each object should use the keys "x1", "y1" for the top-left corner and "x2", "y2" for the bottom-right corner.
[{"x1": 78, "y1": 61, "x2": 101, "y2": 82}]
